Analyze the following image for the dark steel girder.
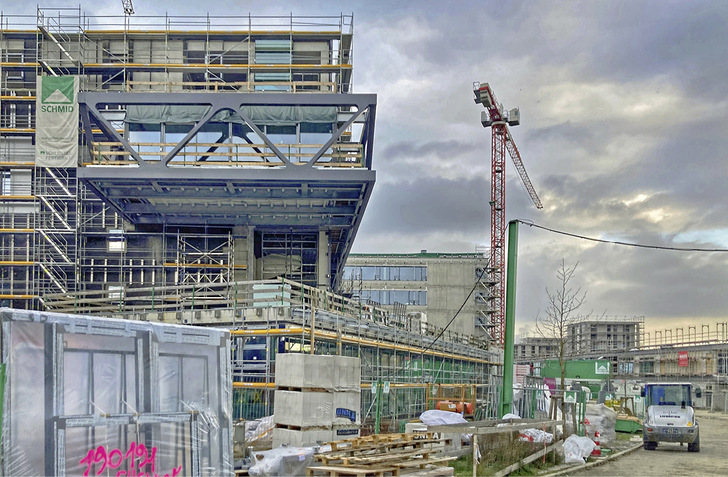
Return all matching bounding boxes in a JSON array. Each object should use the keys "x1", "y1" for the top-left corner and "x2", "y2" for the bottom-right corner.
[{"x1": 76, "y1": 92, "x2": 377, "y2": 289}]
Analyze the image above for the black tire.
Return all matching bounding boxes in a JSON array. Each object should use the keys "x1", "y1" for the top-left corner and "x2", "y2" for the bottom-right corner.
[
  {"x1": 644, "y1": 441, "x2": 657, "y2": 450},
  {"x1": 688, "y1": 435, "x2": 700, "y2": 452}
]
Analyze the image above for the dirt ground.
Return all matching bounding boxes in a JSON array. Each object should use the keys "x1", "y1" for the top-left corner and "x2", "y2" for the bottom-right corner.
[{"x1": 564, "y1": 410, "x2": 728, "y2": 476}]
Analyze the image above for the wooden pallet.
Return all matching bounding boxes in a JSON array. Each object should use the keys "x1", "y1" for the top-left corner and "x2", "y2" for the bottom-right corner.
[
  {"x1": 309, "y1": 433, "x2": 456, "y2": 477},
  {"x1": 306, "y1": 464, "x2": 455, "y2": 477},
  {"x1": 329, "y1": 432, "x2": 434, "y2": 451},
  {"x1": 321, "y1": 445, "x2": 447, "y2": 465},
  {"x1": 306, "y1": 465, "x2": 399, "y2": 477}
]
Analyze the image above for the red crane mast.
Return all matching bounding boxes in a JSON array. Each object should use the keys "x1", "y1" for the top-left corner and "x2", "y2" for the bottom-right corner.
[{"x1": 474, "y1": 82, "x2": 542, "y2": 345}]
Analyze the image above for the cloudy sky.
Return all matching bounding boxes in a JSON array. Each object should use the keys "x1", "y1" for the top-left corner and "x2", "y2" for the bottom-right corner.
[{"x1": 6, "y1": 0, "x2": 727, "y2": 337}]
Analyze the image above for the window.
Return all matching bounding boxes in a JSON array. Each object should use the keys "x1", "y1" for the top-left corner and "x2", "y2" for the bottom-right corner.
[
  {"x1": 1, "y1": 169, "x2": 31, "y2": 195},
  {"x1": 255, "y1": 40, "x2": 292, "y2": 64},
  {"x1": 647, "y1": 384, "x2": 691, "y2": 407},
  {"x1": 254, "y1": 73, "x2": 291, "y2": 91},
  {"x1": 474, "y1": 316, "x2": 489, "y2": 329},
  {"x1": 2, "y1": 101, "x2": 33, "y2": 128},
  {"x1": 343, "y1": 266, "x2": 427, "y2": 282},
  {"x1": 292, "y1": 50, "x2": 321, "y2": 65},
  {"x1": 360, "y1": 289, "x2": 426, "y2": 306},
  {"x1": 254, "y1": 40, "x2": 292, "y2": 91},
  {"x1": 474, "y1": 291, "x2": 490, "y2": 304},
  {"x1": 0, "y1": 171, "x2": 10, "y2": 195},
  {"x1": 292, "y1": 72, "x2": 320, "y2": 91}
]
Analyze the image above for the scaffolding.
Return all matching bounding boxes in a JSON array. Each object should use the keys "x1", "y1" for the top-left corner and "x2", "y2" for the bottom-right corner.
[
  {"x1": 0, "y1": 8, "x2": 500, "y2": 433},
  {"x1": 40, "y1": 277, "x2": 499, "y2": 429},
  {"x1": 0, "y1": 8, "x2": 367, "y2": 306}
]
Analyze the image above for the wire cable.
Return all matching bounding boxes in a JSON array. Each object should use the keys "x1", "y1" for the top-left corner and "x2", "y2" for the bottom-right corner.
[
  {"x1": 421, "y1": 226, "x2": 510, "y2": 353},
  {"x1": 421, "y1": 260, "x2": 490, "y2": 354},
  {"x1": 517, "y1": 220, "x2": 728, "y2": 252}
]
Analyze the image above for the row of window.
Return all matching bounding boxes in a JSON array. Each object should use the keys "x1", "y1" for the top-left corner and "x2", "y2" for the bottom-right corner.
[
  {"x1": 343, "y1": 266, "x2": 427, "y2": 282},
  {"x1": 359, "y1": 289, "x2": 427, "y2": 306}
]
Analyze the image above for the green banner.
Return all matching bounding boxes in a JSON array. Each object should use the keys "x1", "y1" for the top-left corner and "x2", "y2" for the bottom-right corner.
[{"x1": 35, "y1": 76, "x2": 79, "y2": 167}]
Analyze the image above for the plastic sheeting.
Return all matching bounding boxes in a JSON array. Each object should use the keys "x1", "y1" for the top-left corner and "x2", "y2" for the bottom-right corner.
[
  {"x1": 418, "y1": 410, "x2": 468, "y2": 426},
  {"x1": 584, "y1": 403, "x2": 617, "y2": 444},
  {"x1": 499, "y1": 413, "x2": 553, "y2": 443},
  {"x1": 0, "y1": 308, "x2": 233, "y2": 476},
  {"x1": 519, "y1": 429, "x2": 553, "y2": 444},
  {"x1": 563, "y1": 435, "x2": 596, "y2": 464},
  {"x1": 125, "y1": 105, "x2": 337, "y2": 126},
  {"x1": 248, "y1": 446, "x2": 314, "y2": 476}
]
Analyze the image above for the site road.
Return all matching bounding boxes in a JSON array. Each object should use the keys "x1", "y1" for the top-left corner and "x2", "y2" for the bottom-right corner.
[{"x1": 566, "y1": 410, "x2": 728, "y2": 477}]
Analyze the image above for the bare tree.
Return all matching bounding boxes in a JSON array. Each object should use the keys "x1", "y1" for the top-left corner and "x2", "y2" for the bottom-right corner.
[{"x1": 535, "y1": 259, "x2": 587, "y2": 392}]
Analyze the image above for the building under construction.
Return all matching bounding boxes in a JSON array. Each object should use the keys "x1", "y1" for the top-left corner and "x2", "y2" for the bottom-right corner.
[{"x1": 0, "y1": 7, "x2": 500, "y2": 431}]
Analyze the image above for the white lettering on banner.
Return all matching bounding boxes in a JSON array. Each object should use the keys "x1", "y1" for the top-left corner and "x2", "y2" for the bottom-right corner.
[{"x1": 35, "y1": 76, "x2": 79, "y2": 167}]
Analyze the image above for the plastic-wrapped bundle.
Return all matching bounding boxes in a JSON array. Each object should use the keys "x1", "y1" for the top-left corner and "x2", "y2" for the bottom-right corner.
[
  {"x1": 563, "y1": 435, "x2": 596, "y2": 464},
  {"x1": 584, "y1": 403, "x2": 617, "y2": 444},
  {"x1": 248, "y1": 447, "x2": 314, "y2": 476}
]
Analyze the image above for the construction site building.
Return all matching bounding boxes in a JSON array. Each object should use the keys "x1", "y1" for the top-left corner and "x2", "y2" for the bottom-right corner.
[
  {"x1": 514, "y1": 336, "x2": 559, "y2": 363},
  {"x1": 0, "y1": 7, "x2": 499, "y2": 431},
  {"x1": 342, "y1": 251, "x2": 498, "y2": 341},
  {"x1": 567, "y1": 316, "x2": 644, "y2": 355}
]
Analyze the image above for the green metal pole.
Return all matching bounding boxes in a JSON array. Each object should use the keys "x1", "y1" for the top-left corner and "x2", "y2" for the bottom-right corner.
[
  {"x1": 500, "y1": 220, "x2": 518, "y2": 417},
  {"x1": 0, "y1": 363, "x2": 5, "y2": 464},
  {"x1": 374, "y1": 380, "x2": 382, "y2": 434}
]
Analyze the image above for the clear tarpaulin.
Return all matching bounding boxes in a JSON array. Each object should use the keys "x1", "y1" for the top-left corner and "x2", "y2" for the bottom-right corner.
[{"x1": 0, "y1": 308, "x2": 233, "y2": 476}]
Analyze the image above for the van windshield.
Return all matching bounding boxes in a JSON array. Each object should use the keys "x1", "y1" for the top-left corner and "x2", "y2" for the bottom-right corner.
[{"x1": 648, "y1": 384, "x2": 691, "y2": 406}]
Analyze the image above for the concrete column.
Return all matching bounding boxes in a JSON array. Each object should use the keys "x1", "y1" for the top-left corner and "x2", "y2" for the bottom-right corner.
[
  {"x1": 317, "y1": 229, "x2": 330, "y2": 289},
  {"x1": 232, "y1": 225, "x2": 254, "y2": 281}
]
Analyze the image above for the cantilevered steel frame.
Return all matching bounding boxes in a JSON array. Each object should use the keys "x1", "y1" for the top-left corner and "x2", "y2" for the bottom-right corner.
[{"x1": 77, "y1": 92, "x2": 377, "y2": 288}]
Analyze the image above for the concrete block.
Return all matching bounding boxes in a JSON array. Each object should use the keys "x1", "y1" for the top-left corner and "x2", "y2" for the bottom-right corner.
[
  {"x1": 333, "y1": 391, "x2": 361, "y2": 425},
  {"x1": 272, "y1": 428, "x2": 333, "y2": 448},
  {"x1": 405, "y1": 423, "x2": 461, "y2": 451},
  {"x1": 332, "y1": 424, "x2": 360, "y2": 440},
  {"x1": 334, "y1": 356, "x2": 361, "y2": 391},
  {"x1": 440, "y1": 433, "x2": 462, "y2": 451},
  {"x1": 405, "y1": 422, "x2": 429, "y2": 434},
  {"x1": 275, "y1": 354, "x2": 335, "y2": 389},
  {"x1": 273, "y1": 390, "x2": 333, "y2": 428}
]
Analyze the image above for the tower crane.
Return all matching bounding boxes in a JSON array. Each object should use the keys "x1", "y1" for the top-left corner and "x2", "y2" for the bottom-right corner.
[{"x1": 474, "y1": 82, "x2": 542, "y2": 345}]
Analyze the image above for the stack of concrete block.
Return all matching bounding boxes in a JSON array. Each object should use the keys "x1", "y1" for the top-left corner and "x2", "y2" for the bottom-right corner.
[
  {"x1": 404, "y1": 422, "x2": 462, "y2": 452},
  {"x1": 273, "y1": 354, "x2": 361, "y2": 447}
]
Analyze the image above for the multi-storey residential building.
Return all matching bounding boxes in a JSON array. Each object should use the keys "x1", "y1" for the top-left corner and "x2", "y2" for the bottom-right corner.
[
  {"x1": 567, "y1": 317, "x2": 644, "y2": 355},
  {"x1": 514, "y1": 336, "x2": 559, "y2": 362},
  {"x1": 341, "y1": 251, "x2": 498, "y2": 341}
]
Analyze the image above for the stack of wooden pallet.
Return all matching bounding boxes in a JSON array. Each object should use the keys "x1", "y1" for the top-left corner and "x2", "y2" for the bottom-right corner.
[{"x1": 306, "y1": 432, "x2": 457, "y2": 477}]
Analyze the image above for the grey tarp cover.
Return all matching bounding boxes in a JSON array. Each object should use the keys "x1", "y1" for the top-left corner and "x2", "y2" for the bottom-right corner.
[{"x1": 125, "y1": 105, "x2": 336, "y2": 125}]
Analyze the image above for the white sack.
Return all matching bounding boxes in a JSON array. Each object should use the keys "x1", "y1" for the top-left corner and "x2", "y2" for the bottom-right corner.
[{"x1": 563, "y1": 434, "x2": 596, "y2": 464}]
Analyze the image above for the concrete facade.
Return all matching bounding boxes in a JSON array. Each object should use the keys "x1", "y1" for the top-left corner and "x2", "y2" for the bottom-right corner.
[
  {"x1": 514, "y1": 336, "x2": 559, "y2": 362},
  {"x1": 341, "y1": 252, "x2": 495, "y2": 339},
  {"x1": 567, "y1": 318, "x2": 644, "y2": 355}
]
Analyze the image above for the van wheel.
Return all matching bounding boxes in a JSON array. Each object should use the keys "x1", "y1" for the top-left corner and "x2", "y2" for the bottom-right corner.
[
  {"x1": 644, "y1": 441, "x2": 657, "y2": 450},
  {"x1": 688, "y1": 435, "x2": 700, "y2": 452}
]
